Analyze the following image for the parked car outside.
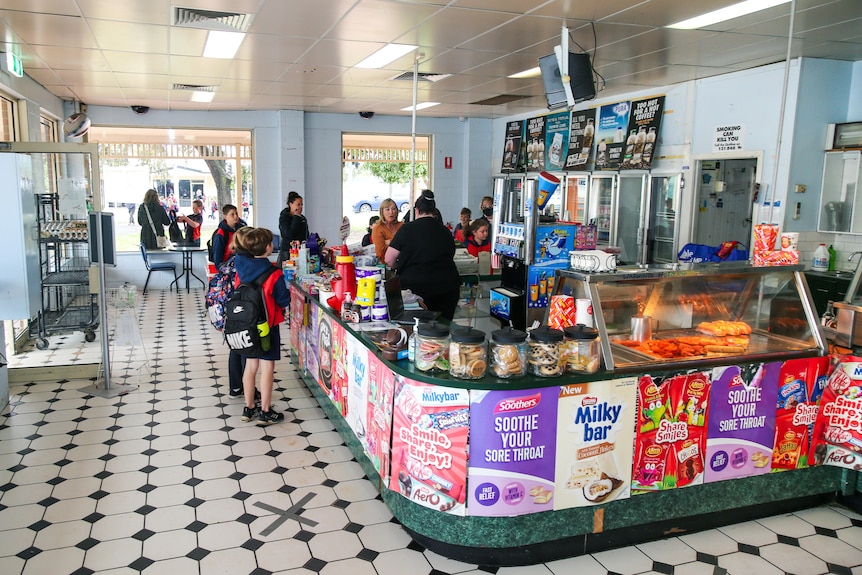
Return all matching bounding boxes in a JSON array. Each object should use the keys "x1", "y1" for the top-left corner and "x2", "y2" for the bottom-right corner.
[{"x1": 352, "y1": 194, "x2": 411, "y2": 214}]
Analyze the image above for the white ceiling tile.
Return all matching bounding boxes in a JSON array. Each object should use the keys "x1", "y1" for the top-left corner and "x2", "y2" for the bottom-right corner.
[{"x1": 88, "y1": 20, "x2": 170, "y2": 53}]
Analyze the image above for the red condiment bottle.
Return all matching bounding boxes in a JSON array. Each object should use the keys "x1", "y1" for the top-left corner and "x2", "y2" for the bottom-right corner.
[{"x1": 334, "y1": 245, "x2": 357, "y2": 306}]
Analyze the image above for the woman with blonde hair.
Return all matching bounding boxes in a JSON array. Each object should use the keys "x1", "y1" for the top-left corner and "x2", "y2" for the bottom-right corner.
[{"x1": 371, "y1": 198, "x2": 403, "y2": 260}]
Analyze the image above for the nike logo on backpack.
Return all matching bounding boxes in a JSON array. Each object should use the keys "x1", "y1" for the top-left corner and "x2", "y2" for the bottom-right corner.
[{"x1": 232, "y1": 305, "x2": 245, "y2": 313}]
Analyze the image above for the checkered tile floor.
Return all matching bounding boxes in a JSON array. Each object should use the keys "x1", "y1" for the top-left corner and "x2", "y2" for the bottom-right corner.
[{"x1": 3, "y1": 289, "x2": 862, "y2": 575}]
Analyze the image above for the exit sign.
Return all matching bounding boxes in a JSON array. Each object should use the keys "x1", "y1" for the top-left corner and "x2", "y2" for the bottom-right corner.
[{"x1": 2, "y1": 52, "x2": 23, "y2": 78}]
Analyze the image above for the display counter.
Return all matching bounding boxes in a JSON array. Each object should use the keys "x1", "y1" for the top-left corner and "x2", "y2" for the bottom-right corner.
[{"x1": 287, "y1": 271, "x2": 851, "y2": 566}]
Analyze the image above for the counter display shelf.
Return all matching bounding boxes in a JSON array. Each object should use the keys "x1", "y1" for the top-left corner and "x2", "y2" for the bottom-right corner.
[
  {"x1": 287, "y1": 279, "x2": 850, "y2": 566},
  {"x1": 551, "y1": 263, "x2": 827, "y2": 373}
]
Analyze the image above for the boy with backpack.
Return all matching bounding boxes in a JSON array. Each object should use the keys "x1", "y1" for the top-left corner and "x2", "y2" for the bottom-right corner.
[{"x1": 231, "y1": 227, "x2": 290, "y2": 425}]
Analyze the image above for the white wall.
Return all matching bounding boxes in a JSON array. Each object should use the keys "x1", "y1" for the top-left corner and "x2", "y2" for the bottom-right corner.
[{"x1": 849, "y1": 61, "x2": 862, "y2": 121}]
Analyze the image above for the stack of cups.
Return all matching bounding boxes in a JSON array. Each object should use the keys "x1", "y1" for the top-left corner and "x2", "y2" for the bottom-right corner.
[{"x1": 575, "y1": 298, "x2": 593, "y2": 327}]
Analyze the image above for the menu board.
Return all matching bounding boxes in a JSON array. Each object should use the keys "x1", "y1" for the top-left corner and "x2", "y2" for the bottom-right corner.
[
  {"x1": 525, "y1": 116, "x2": 547, "y2": 172},
  {"x1": 389, "y1": 378, "x2": 470, "y2": 515},
  {"x1": 544, "y1": 111, "x2": 570, "y2": 171},
  {"x1": 564, "y1": 109, "x2": 596, "y2": 171},
  {"x1": 467, "y1": 388, "x2": 558, "y2": 517},
  {"x1": 595, "y1": 101, "x2": 630, "y2": 170},
  {"x1": 704, "y1": 363, "x2": 779, "y2": 482},
  {"x1": 620, "y1": 96, "x2": 665, "y2": 170},
  {"x1": 554, "y1": 378, "x2": 637, "y2": 510},
  {"x1": 501, "y1": 120, "x2": 524, "y2": 173}
]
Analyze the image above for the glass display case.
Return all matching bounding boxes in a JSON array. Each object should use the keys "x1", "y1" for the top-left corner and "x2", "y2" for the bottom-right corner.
[{"x1": 553, "y1": 263, "x2": 826, "y2": 373}]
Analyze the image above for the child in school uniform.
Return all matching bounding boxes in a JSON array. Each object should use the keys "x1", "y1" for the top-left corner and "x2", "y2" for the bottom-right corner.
[
  {"x1": 233, "y1": 227, "x2": 291, "y2": 425},
  {"x1": 465, "y1": 217, "x2": 492, "y2": 257}
]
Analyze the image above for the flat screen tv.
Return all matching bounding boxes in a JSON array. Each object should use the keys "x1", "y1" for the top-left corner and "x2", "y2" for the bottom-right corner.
[{"x1": 538, "y1": 51, "x2": 596, "y2": 110}]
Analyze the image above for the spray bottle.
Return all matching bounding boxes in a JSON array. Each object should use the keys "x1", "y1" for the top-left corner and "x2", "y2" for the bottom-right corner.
[{"x1": 407, "y1": 317, "x2": 420, "y2": 363}]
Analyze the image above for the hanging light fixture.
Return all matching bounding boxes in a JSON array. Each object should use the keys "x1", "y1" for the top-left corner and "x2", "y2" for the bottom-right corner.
[{"x1": 63, "y1": 102, "x2": 91, "y2": 138}]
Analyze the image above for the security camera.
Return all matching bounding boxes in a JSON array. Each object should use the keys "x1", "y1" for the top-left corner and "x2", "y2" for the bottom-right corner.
[
  {"x1": 131, "y1": 105, "x2": 149, "y2": 115},
  {"x1": 359, "y1": 111, "x2": 374, "y2": 119}
]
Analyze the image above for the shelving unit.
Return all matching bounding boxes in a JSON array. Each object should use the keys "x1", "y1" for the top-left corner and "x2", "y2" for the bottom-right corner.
[{"x1": 29, "y1": 193, "x2": 98, "y2": 349}]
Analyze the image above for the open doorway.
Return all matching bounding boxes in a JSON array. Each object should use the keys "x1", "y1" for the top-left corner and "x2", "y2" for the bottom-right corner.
[{"x1": 692, "y1": 157, "x2": 759, "y2": 249}]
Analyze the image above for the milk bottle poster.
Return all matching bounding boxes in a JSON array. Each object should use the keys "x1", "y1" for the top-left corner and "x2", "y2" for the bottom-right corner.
[
  {"x1": 544, "y1": 111, "x2": 570, "y2": 172},
  {"x1": 365, "y1": 354, "x2": 394, "y2": 480},
  {"x1": 705, "y1": 363, "x2": 780, "y2": 482},
  {"x1": 564, "y1": 108, "x2": 596, "y2": 170},
  {"x1": 345, "y1": 333, "x2": 372, "y2": 453},
  {"x1": 595, "y1": 101, "x2": 630, "y2": 171},
  {"x1": 811, "y1": 356, "x2": 862, "y2": 470},
  {"x1": 525, "y1": 115, "x2": 547, "y2": 172},
  {"x1": 620, "y1": 95, "x2": 664, "y2": 171},
  {"x1": 554, "y1": 378, "x2": 636, "y2": 510},
  {"x1": 389, "y1": 379, "x2": 469, "y2": 516},
  {"x1": 467, "y1": 388, "x2": 558, "y2": 517},
  {"x1": 501, "y1": 120, "x2": 524, "y2": 173}
]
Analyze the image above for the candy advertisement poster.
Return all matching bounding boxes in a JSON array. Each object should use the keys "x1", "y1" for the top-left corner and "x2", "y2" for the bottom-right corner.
[
  {"x1": 705, "y1": 363, "x2": 779, "y2": 482},
  {"x1": 772, "y1": 357, "x2": 830, "y2": 470},
  {"x1": 467, "y1": 388, "x2": 558, "y2": 517},
  {"x1": 365, "y1": 353, "x2": 394, "y2": 481},
  {"x1": 389, "y1": 379, "x2": 469, "y2": 516},
  {"x1": 811, "y1": 356, "x2": 862, "y2": 470},
  {"x1": 554, "y1": 378, "x2": 637, "y2": 510},
  {"x1": 345, "y1": 332, "x2": 372, "y2": 454}
]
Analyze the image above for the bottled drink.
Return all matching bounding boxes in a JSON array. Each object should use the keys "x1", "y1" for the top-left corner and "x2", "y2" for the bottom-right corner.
[
  {"x1": 828, "y1": 245, "x2": 837, "y2": 271},
  {"x1": 812, "y1": 244, "x2": 829, "y2": 272},
  {"x1": 643, "y1": 127, "x2": 657, "y2": 165}
]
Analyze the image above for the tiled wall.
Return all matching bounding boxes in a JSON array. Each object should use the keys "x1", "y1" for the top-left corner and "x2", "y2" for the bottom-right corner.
[{"x1": 800, "y1": 232, "x2": 862, "y2": 273}]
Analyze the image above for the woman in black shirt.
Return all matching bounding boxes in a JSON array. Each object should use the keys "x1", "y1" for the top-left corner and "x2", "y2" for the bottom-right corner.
[
  {"x1": 384, "y1": 190, "x2": 460, "y2": 320},
  {"x1": 277, "y1": 191, "x2": 309, "y2": 264}
]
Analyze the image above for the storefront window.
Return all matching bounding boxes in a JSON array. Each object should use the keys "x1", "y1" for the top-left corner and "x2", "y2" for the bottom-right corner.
[{"x1": 0, "y1": 93, "x2": 17, "y2": 141}]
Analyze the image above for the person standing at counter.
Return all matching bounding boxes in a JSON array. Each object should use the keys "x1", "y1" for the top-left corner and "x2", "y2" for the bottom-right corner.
[
  {"x1": 277, "y1": 191, "x2": 309, "y2": 264},
  {"x1": 464, "y1": 217, "x2": 491, "y2": 257},
  {"x1": 453, "y1": 207, "x2": 471, "y2": 243},
  {"x1": 384, "y1": 190, "x2": 460, "y2": 320},
  {"x1": 372, "y1": 198, "x2": 403, "y2": 260},
  {"x1": 480, "y1": 195, "x2": 494, "y2": 224}
]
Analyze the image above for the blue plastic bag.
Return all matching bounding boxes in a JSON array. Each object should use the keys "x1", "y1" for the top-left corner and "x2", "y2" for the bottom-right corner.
[{"x1": 678, "y1": 243, "x2": 718, "y2": 263}]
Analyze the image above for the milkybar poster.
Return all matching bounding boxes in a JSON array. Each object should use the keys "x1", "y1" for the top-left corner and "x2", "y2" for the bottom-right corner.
[
  {"x1": 554, "y1": 378, "x2": 637, "y2": 510},
  {"x1": 389, "y1": 379, "x2": 469, "y2": 515},
  {"x1": 525, "y1": 115, "x2": 547, "y2": 172},
  {"x1": 595, "y1": 101, "x2": 630, "y2": 171},
  {"x1": 811, "y1": 356, "x2": 862, "y2": 470},
  {"x1": 705, "y1": 363, "x2": 780, "y2": 482},
  {"x1": 619, "y1": 95, "x2": 664, "y2": 170},
  {"x1": 564, "y1": 108, "x2": 596, "y2": 171},
  {"x1": 544, "y1": 111, "x2": 570, "y2": 171},
  {"x1": 501, "y1": 120, "x2": 524, "y2": 173},
  {"x1": 467, "y1": 388, "x2": 558, "y2": 517}
]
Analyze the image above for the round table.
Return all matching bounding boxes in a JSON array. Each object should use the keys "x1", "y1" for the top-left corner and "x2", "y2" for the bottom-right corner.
[{"x1": 168, "y1": 245, "x2": 207, "y2": 292}]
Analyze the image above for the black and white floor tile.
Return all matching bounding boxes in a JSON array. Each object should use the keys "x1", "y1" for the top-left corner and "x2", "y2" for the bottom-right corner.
[{"x1": 3, "y1": 289, "x2": 862, "y2": 575}]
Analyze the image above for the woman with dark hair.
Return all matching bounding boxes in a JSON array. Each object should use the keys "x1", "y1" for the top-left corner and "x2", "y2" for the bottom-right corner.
[
  {"x1": 277, "y1": 191, "x2": 309, "y2": 264},
  {"x1": 384, "y1": 190, "x2": 461, "y2": 320},
  {"x1": 137, "y1": 188, "x2": 171, "y2": 249}
]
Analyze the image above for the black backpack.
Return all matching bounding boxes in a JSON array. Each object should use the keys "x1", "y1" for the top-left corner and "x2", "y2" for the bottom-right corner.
[{"x1": 223, "y1": 266, "x2": 277, "y2": 356}]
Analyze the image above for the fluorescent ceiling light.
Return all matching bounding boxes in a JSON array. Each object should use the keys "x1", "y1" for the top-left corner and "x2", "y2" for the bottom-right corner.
[
  {"x1": 402, "y1": 102, "x2": 440, "y2": 111},
  {"x1": 356, "y1": 43, "x2": 418, "y2": 69},
  {"x1": 509, "y1": 67, "x2": 541, "y2": 79},
  {"x1": 203, "y1": 30, "x2": 245, "y2": 59},
  {"x1": 667, "y1": 0, "x2": 791, "y2": 29},
  {"x1": 191, "y1": 91, "x2": 215, "y2": 103}
]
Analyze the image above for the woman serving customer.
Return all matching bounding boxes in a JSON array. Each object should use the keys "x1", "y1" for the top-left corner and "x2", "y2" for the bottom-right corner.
[{"x1": 371, "y1": 198, "x2": 403, "y2": 261}]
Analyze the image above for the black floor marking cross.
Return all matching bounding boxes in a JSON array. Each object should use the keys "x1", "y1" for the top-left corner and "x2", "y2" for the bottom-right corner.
[{"x1": 254, "y1": 492, "x2": 318, "y2": 536}]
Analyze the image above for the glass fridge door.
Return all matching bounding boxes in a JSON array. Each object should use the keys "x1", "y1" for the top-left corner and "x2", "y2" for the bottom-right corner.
[
  {"x1": 648, "y1": 173, "x2": 681, "y2": 263},
  {"x1": 589, "y1": 174, "x2": 616, "y2": 249},
  {"x1": 617, "y1": 173, "x2": 648, "y2": 265},
  {"x1": 564, "y1": 173, "x2": 589, "y2": 223}
]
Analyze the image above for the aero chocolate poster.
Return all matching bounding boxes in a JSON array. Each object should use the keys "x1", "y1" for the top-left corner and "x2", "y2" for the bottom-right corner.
[
  {"x1": 564, "y1": 108, "x2": 596, "y2": 171},
  {"x1": 704, "y1": 363, "x2": 779, "y2": 482},
  {"x1": 468, "y1": 388, "x2": 558, "y2": 517},
  {"x1": 544, "y1": 111, "x2": 570, "y2": 172},
  {"x1": 389, "y1": 379, "x2": 469, "y2": 515},
  {"x1": 554, "y1": 378, "x2": 637, "y2": 510},
  {"x1": 501, "y1": 120, "x2": 524, "y2": 173},
  {"x1": 595, "y1": 101, "x2": 630, "y2": 171},
  {"x1": 620, "y1": 96, "x2": 665, "y2": 170}
]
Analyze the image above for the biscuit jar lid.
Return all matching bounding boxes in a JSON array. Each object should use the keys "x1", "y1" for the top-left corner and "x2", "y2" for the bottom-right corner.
[
  {"x1": 491, "y1": 326, "x2": 527, "y2": 343},
  {"x1": 417, "y1": 321, "x2": 449, "y2": 338},
  {"x1": 564, "y1": 324, "x2": 599, "y2": 340},
  {"x1": 529, "y1": 325, "x2": 564, "y2": 342},
  {"x1": 450, "y1": 326, "x2": 485, "y2": 344}
]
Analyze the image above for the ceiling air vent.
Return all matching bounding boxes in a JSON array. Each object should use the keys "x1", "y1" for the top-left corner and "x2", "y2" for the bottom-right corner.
[
  {"x1": 471, "y1": 95, "x2": 530, "y2": 106},
  {"x1": 173, "y1": 7, "x2": 252, "y2": 32},
  {"x1": 173, "y1": 84, "x2": 216, "y2": 92},
  {"x1": 389, "y1": 71, "x2": 451, "y2": 82}
]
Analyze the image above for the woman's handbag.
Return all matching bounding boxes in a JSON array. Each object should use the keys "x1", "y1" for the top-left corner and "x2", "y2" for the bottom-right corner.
[{"x1": 143, "y1": 204, "x2": 169, "y2": 248}]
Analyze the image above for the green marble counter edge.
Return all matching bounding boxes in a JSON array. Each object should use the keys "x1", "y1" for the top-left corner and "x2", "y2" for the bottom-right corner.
[{"x1": 293, "y1": 352, "x2": 846, "y2": 550}]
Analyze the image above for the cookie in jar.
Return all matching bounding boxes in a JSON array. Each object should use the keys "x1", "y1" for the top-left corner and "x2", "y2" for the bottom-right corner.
[
  {"x1": 449, "y1": 327, "x2": 487, "y2": 380},
  {"x1": 489, "y1": 327, "x2": 528, "y2": 378},
  {"x1": 414, "y1": 322, "x2": 450, "y2": 373},
  {"x1": 528, "y1": 325, "x2": 564, "y2": 377}
]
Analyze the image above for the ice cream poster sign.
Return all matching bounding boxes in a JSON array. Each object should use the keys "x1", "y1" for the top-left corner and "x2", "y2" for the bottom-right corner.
[
  {"x1": 705, "y1": 363, "x2": 779, "y2": 482},
  {"x1": 389, "y1": 380, "x2": 469, "y2": 515},
  {"x1": 554, "y1": 378, "x2": 636, "y2": 510},
  {"x1": 467, "y1": 388, "x2": 558, "y2": 517},
  {"x1": 811, "y1": 357, "x2": 862, "y2": 471}
]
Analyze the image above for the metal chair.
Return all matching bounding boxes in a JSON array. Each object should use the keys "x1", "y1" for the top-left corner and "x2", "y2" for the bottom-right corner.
[{"x1": 140, "y1": 243, "x2": 178, "y2": 294}]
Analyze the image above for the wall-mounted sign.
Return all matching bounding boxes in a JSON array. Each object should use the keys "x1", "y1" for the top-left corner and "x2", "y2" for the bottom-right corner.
[{"x1": 713, "y1": 124, "x2": 745, "y2": 152}]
